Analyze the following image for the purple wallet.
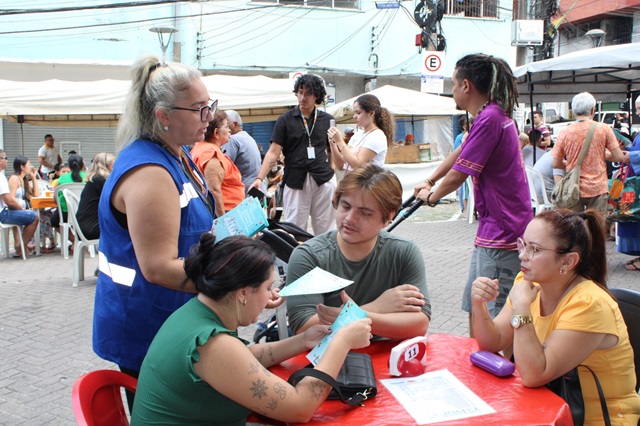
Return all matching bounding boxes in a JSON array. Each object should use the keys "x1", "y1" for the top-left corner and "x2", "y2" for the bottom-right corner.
[{"x1": 470, "y1": 350, "x2": 515, "y2": 377}]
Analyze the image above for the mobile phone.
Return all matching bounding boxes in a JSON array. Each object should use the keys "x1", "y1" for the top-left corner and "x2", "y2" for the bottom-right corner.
[
  {"x1": 329, "y1": 119, "x2": 336, "y2": 127},
  {"x1": 248, "y1": 186, "x2": 266, "y2": 203}
]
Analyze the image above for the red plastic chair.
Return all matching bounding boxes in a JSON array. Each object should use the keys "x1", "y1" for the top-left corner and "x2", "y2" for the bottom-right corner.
[{"x1": 71, "y1": 369, "x2": 137, "y2": 426}]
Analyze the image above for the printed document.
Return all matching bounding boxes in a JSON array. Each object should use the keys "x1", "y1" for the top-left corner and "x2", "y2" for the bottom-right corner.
[
  {"x1": 381, "y1": 369, "x2": 495, "y2": 424},
  {"x1": 278, "y1": 267, "x2": 353, "y2": 297}
]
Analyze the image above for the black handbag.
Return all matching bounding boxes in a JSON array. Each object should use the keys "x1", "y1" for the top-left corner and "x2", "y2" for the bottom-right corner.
[
  {"x1": 288, "y1": 352, "x2": 377, "y2": 406},
  {"x1": 546, "y1": 365, "x2": 611, "y2": 426}
]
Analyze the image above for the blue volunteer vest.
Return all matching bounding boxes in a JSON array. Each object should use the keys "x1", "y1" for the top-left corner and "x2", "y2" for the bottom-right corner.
[{"x1": 92, "y1": 139, "x2": 214, "y2": 370}]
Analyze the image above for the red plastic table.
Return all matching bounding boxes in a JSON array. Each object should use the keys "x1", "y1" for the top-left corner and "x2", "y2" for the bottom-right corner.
[{"x1": 249, "y1": 333, "x2": 572, "y2": 426}]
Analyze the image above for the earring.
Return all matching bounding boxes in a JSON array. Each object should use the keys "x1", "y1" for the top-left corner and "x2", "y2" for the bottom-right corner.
[
  {"x1": 163, "y1": 126, "x2": 169, "y2": 131},
  {"x1": 560, "y1": 267, "x2": 566, "y2": 275},
  {"x1": 242, "y1": 298, "x2": 247, "y2": 306}
]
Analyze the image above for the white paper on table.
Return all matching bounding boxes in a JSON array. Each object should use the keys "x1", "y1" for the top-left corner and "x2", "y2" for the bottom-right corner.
[
  {"x1": 278, "y1": 267, "x2": 353, "y2": 297},
  {"x1": 380, "y1": 369, "x2": 495, "y2": 424}
]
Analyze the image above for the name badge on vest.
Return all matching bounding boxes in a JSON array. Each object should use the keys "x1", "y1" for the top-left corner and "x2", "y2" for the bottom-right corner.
[{"x1": 307, "y1": 146, "x2": 316, "y2": 159}]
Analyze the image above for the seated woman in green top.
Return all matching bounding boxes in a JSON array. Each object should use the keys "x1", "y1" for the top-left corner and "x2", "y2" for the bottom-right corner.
[{"x1": 132, "y1": 234, "x2": 372, "y2": 425}]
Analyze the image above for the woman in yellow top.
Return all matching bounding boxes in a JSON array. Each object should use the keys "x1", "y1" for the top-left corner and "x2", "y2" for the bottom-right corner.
[{"x1": 471, "y1": 209, "x2": 640, "y2": 425}]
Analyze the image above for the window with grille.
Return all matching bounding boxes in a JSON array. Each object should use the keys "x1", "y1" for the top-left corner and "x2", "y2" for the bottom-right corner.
[
  {"x1": 252, "y1": 0, "x2": 359, "y2": 9},
  {"x1": 445, "y1": 0, "x2": 498, "y2": 19}
]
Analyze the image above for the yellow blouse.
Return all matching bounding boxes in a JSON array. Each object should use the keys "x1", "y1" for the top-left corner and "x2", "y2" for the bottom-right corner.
[{"x1": 512, "y1": 275, "x2": 640, "y2": 425}]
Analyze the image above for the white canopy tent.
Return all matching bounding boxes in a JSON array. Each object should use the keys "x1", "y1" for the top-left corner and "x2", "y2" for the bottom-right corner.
[
  {"x1": 513, "y1": 42, "x2": 640, "y2": 103},
  {"x1": 327, "y1": 85, "x2": 463, "y2": 159},
  {"x1": 0, "y1": 74, "x2": 297, "y2": 128}
]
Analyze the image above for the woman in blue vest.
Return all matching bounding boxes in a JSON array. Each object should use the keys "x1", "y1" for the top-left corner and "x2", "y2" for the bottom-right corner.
[{"x1": 92, "y1": 55, "x2": 216, "y2": 410}]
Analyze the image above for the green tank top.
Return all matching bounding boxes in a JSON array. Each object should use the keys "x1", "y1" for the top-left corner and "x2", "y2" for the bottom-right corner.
[{"x1": 131, "y1": 298, "x2": 251, "y2": 425}]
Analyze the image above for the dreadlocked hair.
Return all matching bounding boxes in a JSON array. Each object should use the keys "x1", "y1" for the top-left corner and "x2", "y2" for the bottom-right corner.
[{"x1": 455, "y1": 54, "x2": 518, "y2": 118}]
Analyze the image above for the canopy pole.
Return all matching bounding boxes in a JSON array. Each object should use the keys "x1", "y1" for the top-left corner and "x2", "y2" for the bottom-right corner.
[
  {"x1": 18, "y1": 115, "x2": 25, "y2": 156},
  {"x1": 528, "y1": 72, "x2": 537, "y2": 164}
]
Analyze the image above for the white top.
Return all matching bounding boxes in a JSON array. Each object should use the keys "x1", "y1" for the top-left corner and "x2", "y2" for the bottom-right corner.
[
  {"x1": 38, "y1": 145, "x2": 60, "y2": 174},
  {"x1": 0, "y1": 172, "x2": 9, "y2": 210},
  {"x1": 343, "y1": 128, "x2": 388, "y2": 173}
]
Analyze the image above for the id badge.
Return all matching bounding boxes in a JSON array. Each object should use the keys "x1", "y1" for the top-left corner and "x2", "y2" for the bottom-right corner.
[{"x1": 307, "y1": 146, "x2": 316, "y2": 159}]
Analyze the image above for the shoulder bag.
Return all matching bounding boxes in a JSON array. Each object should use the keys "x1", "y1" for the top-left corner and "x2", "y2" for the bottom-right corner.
[
  {"x1": 551, "y1": 122, "x2": 598, "y2": 209},
  {"x1": 287, "y1": 352, "x2": 377, "y2": 406},
  {"x1": 546, "y1": 364, "x2": 611, "y2": 426}
]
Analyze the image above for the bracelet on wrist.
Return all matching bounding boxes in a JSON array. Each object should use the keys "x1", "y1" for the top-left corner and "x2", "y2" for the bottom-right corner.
[
  {"x1": 337, "y1": 144, "x2": 344, "y2": 153},
  {"x1": 426, "y1": 192, "x2": 438, "y2": 208},
  {"x1": 426, "y1": 177, "x2": 436, "y2": 187}
]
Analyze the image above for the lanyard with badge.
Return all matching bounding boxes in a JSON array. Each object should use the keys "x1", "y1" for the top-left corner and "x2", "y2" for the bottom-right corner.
[{"x1": 301, "y1": 107, "x2": 317, "y2": 159}]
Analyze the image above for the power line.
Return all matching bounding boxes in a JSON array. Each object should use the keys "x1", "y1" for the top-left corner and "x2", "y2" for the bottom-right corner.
[
  {"x1": 0, "y1": 0, "x2": 185, "y2": 16},
  {"x1": 0, "y1": 4, "x2": 282, "y2": 35},
  {"x1": 205, "y1": 5, "x2": 320, "y2": 59}
]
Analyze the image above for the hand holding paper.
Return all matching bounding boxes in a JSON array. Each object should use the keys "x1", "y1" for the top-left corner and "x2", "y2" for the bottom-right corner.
[{"x1": 307, "y1": 299, "x2": 368, "y2": 365}]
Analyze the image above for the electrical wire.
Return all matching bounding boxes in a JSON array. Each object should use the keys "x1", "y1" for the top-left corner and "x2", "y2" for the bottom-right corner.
[
  {"x1": 203, "y1": 6, "x2": 319, "y2": 58},
  {"x1": 0, "y1": 0, "x2": 186, "y2": 16},
  {"x1": 0, "y1": 4, "x2": 282, "y2": 35},
  {"x1": 304, "y1": 9, "x2": 382, "y2": 66},
  {"x1": 200, "y1": 4, "x2": 304, "y2": 52}
]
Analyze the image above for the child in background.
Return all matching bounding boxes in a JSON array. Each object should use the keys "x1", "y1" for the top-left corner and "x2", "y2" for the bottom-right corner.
[{"x1": 50, "y1": 162, "x2": 70, "y2": 187}]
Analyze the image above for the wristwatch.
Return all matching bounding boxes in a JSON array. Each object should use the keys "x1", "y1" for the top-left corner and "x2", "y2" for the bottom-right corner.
[{"x1": 510, "y1": 315, "x2": 533, "y2": 329}]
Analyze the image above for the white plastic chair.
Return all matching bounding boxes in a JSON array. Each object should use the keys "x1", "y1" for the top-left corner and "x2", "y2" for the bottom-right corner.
[
  {"x1": 54, "y1": 183, "x2": 85, "y2": 259},
  {"x1": 63, "y1": 189, "x2": 99, "y2": 287},
  {"x1": 0, "y1": 220, "x2": 26, "y2": 260},
  {"x1": 525, "y1": 166, "x2": 554, "y2": 215}
]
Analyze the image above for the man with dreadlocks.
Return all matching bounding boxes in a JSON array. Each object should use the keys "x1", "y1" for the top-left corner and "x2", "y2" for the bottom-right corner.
[{"x1": 414, "y1": 54, "x2": 532, "y2": 335}]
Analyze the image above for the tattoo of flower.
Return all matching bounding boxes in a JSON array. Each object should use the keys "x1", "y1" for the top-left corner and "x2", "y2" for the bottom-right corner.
[
  {"x1": 273, "y1": 382, "x2": 287, "y2": 399},
  {"x1": 249, "y1": 361, "x2": 259, "y2": 375},
  {"x1": 266, "y1": 397, "x2": 278, "y2": 411},
  {"x1": 251, "y1": 379, "x2": 268, "y2": 399},
  {"x1": 267, "y1": 346, "x2": 275, "y2": 363},
  {"x1": 310, "y1": 380, "x2": 325, "y2": 401}
]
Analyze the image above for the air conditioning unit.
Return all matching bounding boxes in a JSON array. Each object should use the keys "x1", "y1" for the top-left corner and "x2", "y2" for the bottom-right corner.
[{"x1": 511, "y1": 20, "x2": 544, "y2": 46}]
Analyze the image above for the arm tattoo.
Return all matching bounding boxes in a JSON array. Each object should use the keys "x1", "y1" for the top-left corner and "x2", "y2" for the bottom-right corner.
[
  {"x1": 266, "y1": 397, "x2": 278, "y2": 411},
  {"x1": 267, "y1": 346, "x2": 275, "y2": 363},
  {"x1": 273, "y1": 382, "x2": 287, "y2": 399},
  {"x1": 309, "y1": 380, "x2": 327, "y2": 401},
  {"x1": 250, "y1": 378, "x2": 268, "y2": 399},
  {"x1": 248, "y1": 361, "x2": 260, "y2": 375}
]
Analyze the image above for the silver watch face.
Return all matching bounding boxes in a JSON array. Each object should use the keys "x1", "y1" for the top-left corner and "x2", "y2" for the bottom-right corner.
[{"x1": 511, "y1": 315, "x2": 520, "y2": 328}]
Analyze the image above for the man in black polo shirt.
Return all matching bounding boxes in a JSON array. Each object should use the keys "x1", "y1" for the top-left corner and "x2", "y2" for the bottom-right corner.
[{"x1": 251, "y1": 74, "x2": 336, "y2": 235}]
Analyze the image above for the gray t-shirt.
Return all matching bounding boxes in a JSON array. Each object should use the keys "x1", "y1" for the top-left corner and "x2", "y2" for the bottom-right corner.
[
  {"x1": 222, "y1": 131, "x2": 261, "y2": 194},
  {"x1": 285, "y1": 230, "x2": 431, "y2": 333}
]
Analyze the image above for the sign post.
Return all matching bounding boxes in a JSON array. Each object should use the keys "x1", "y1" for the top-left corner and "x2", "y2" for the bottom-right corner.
[{"x1": 421, "y1": 51, "x2": 445, "y2": 95}]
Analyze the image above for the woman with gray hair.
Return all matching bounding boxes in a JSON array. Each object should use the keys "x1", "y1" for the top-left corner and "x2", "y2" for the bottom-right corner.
[
  {"x1": 92, "y1": 55, "x2": 218, "y2": 410},
  {"x1": 551, "y1": 92, "x2": 626, "y2": 214}
]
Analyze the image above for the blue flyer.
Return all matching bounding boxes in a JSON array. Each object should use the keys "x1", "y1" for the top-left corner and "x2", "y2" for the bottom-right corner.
[{"x1": 307, "y1": 299, "x2": 368, "y2": 365}]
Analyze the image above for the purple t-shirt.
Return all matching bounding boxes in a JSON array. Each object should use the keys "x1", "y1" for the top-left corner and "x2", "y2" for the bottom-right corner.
[{"x1": 453, "y1": 103, "x2": 532, "y2": 250}]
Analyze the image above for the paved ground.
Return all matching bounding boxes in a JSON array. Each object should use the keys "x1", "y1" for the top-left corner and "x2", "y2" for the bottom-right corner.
[{"x1": 2, "y1": 206, "x2": 640, "y2": 424}]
